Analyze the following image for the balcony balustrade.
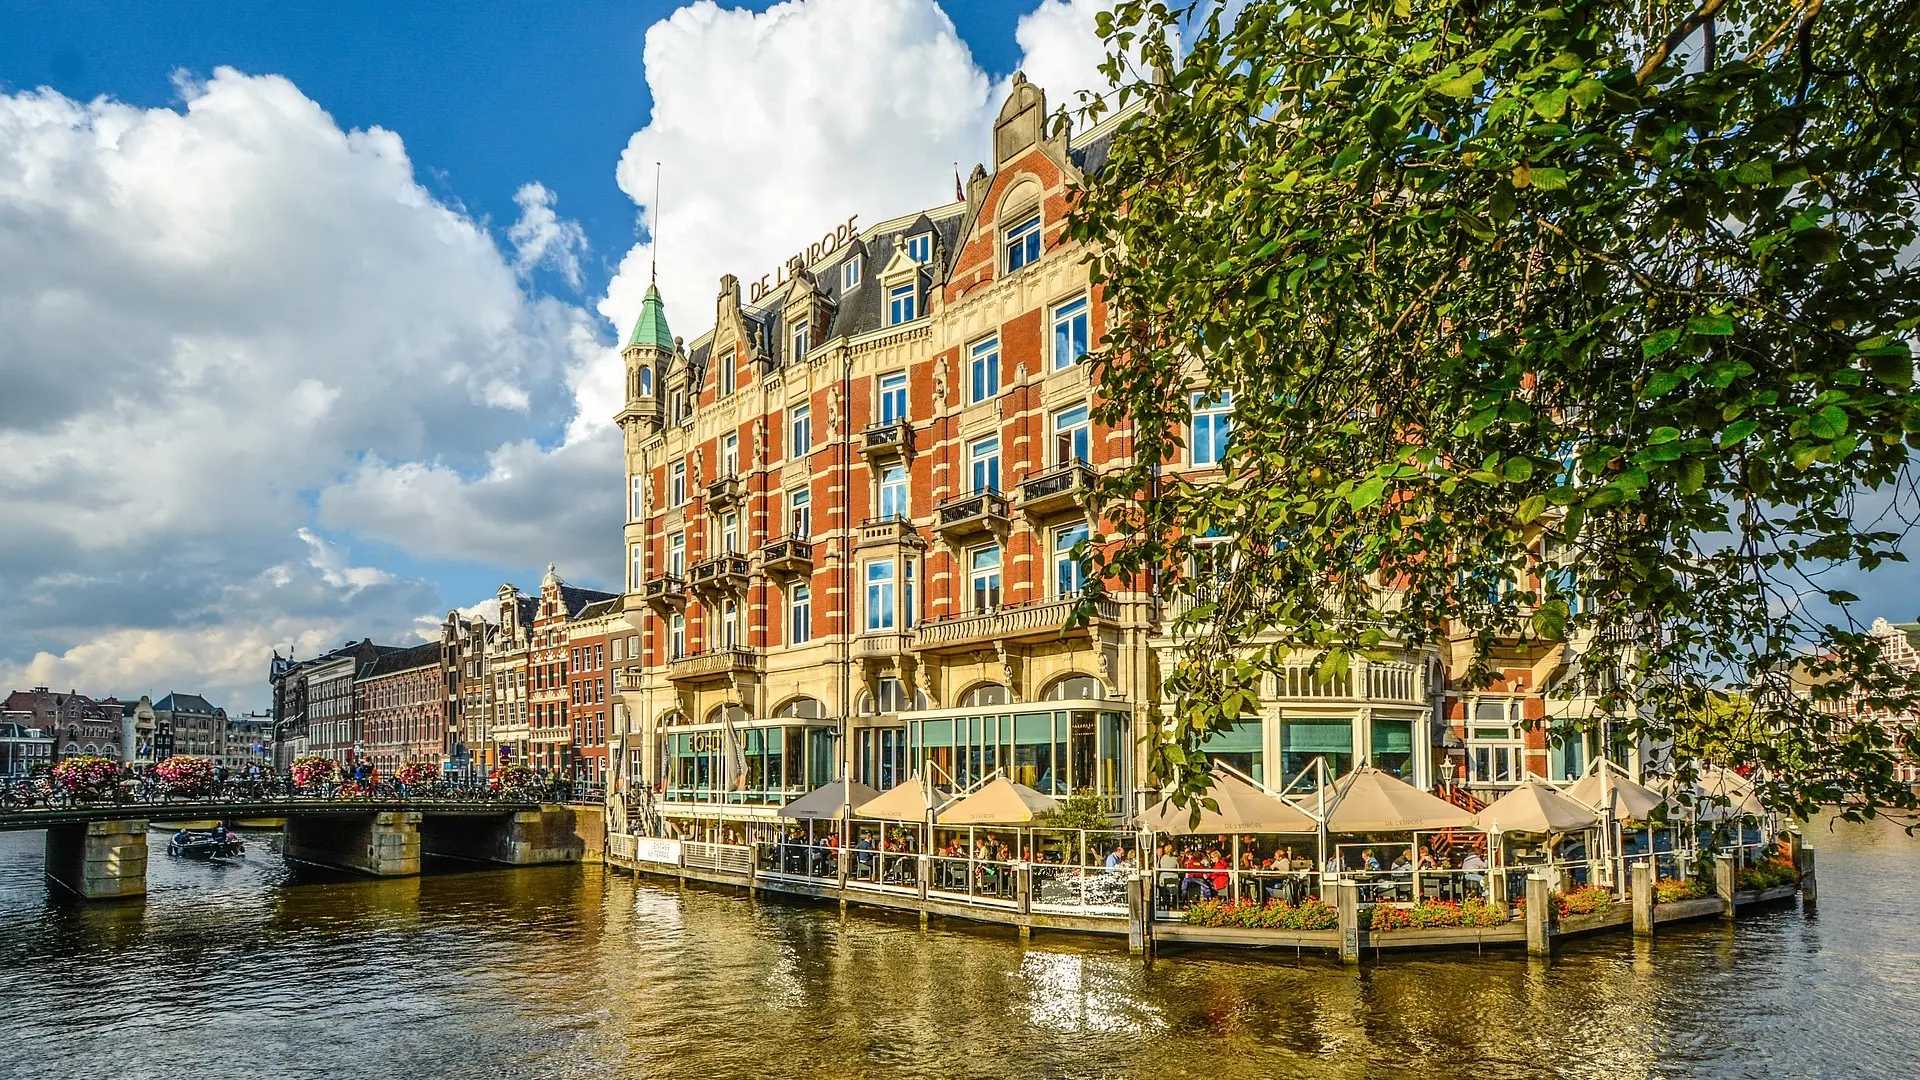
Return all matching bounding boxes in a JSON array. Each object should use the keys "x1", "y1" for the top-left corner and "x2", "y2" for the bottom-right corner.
[
  {"x1": 667, "y1": 647, "x2": 763, "y2": 684},
  {"x1": 761, "y1": 537, "x2": 813, "y2": 577},
  {"x1": 854, "y1": 631, "x2": 913, "y2": 661},
  {"x1": 687, "y1": 553, "x2": 751, "y2": 595},
  {"x1": 705, "y1": 472, "x2": 745, "y2": 509},
  {"x1": 861, "y1": 419, "x2": 914, "y2": 458},
  {"x1": 913, "y1": 595, "x2": 1118, "y2": 654},
  {"x1": 859, "y1": 516, "x2": 923, "y2": 548},
  {"x1": 935, "y1": 490, "x2": 1010, "y2": 539},
  {"x1": 1018, "y1": 462, "x2": 1095, "y2": 517},
  {"x1": 643, "y1": 574, "x2": 688, "y2": 610}
]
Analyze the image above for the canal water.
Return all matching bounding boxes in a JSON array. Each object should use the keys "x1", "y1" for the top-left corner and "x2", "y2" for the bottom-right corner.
[{"x1": 0, "y1": 817, "x2": 1912, "y2": 1080}]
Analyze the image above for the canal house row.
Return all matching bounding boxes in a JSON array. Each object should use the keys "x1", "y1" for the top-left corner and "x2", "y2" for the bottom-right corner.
[{"x1": 600, "y1": 76, "x2": 1806, "y2": 956}]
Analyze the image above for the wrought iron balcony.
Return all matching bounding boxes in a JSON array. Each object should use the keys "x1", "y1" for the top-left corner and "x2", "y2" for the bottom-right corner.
[
  {"x1": 935, "y1": 490, "x2": 1010, "y2": 539},
  {"x1": 705, "y1": 472, "x2": 746, "y2": 509},
  {"x1": 861, "y1": 419, "x2": 914, "y2": 458},
  {"x1": 761, "y1": 537, "x2": 813, "y2": 577},
  {"x1": 914, "y1": 595, "x2": 1119, "y2": 654},
  {"x1": 1019, "y1": 462, "x2": 1095, "y2": 517},
  {"x1": 667, "y1": 647, "x2": 763, "y2": 684},
  {"x1": 642, "y1": 574, "x2": 687, "y2": 610},
  {"x1": 687, "y1": 553, "x2": 751, "y2": 595}
]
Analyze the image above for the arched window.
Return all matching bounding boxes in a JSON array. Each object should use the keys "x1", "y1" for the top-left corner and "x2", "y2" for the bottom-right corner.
[
  {"x1": 64, "y1": 743, "x2": 80, "y2": 754},
  {"x1": 82, "y1": 744, "x2": 97, "y2": 755},
  {"x1": 774, "y1": 697, "x2": 824, "y2": 719},
  {"x1": 1042, "y1": 674, "x2": 1103, "y2": 701},
  {"x1": 638, "y1": 367, "x2": 653, "y2": 397},
  {"x1": 959, "y1": 682, "x2": 1009, "y2": 707},
  {"x1": 705, "y1": 703, "x2": 750, "y2": 726}
]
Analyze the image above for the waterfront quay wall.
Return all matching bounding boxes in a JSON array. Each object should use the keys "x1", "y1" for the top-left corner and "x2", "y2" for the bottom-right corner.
[{"x1": 604, "y1": 840, "x2": 1808, "y2": 962}]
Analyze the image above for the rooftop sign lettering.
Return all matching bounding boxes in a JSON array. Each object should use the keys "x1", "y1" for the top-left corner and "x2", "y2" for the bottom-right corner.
[{"x1": 748, "y1": 215, "x2": 860, "y2": 304}]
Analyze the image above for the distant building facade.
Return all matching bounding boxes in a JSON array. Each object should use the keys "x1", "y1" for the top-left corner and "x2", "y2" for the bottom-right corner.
[
  {"x1": 356, "y1": 642, "x2": 446, "y2": 774},
  {"x1": 0, "y1": 712, "x2": 53, "y2": 777},
  {"x1": 4, "y1": 688, "x2": 125, "y2": 762}
]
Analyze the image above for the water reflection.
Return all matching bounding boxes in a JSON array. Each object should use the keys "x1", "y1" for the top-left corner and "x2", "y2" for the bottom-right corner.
[{"x1": 0, "y1": 818, "x2": 1911, "y2": 1079}]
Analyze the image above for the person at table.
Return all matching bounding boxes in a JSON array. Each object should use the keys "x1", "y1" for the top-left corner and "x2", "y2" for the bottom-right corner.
[
  {"x1": 1463, "y1": 849, "x2": 1489, "y2": 894},
  {"x1": 1417, "y1": 845, "x2": 1438, "y2": 870},
  {"x1": 1361, "y1": 848, "x2": 1382, "y2": 872},
  {"x1": 1325, "y1": 851, "x2": 1345, "y2": 877},
  {"x1": 1391, "y1": 849, "x2": 1412, "y2": 872},
  {"x1": 1209, "y1": 849, "x2": 1230, "y2": 897}
]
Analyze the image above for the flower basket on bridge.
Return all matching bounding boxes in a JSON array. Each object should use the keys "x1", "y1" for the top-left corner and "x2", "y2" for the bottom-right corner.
[
  {"x1": 490, "y1": 765, "x2": 537, "y2": 798},
  {"x1": 153, "y1": 755, "x2": 216, "y2": 799},
  {"x1": 290, "y1": 756, "x2": 338, "y2": 793},
  {"x1": 395, "y1": 762, "x2": 438, "y2": 788},
  {"x1": 50, "y1": 756, "x2": 121, "y2": 803}
]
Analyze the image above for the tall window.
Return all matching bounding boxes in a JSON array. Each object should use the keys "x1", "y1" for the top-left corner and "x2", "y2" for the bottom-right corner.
[
  {"x1": 969, "y1": 545, "x2": 1002, "y2": 612},
  {"x1": 1467, "y1": 699, "x2": 1525, "y2": 785},
  {"x1": 878, "y1": 372, "x2": 908, "y2": 423},
  {"x1": 969, "y1": 437, "x2": 1000, "y2": 493},
  {"x1": 790, "y1": 318, "x2": 809, "y2": 363},
  {"x1": 667, "y1": 612, "x2": 686, "y2": 659},
  {"x1": 720, "y1": 511, "x2": 739, "y2": 554},
  {"x1": 906, "y1": 233, "x2": 931, "y2": 263},
  {"x1": 1004, "y1": 213, "x2": 1042, "y2": 272},
  {"x1": 719, "y1": 345, "x2": 737, "y2": 397},
  {"x1": 789, "y1": 488, "x2": 811, "y2": 537},
  {"x1": 865, "y1": 561, "x2": 896, "y2": 631},
  {"x1": 629, "y1": 475, "x2": 645, "y2": 520},
  {"x1": 1053, "y1": 404, "x2": 1091, "y2": 464},
  {"x1": 668, "y1": 532, "x2": 686, "y2": 577},
  {"x1": 1052, "y1": 296, "x2": 1090, "y2": 370},
  {"x1": 842, "y1": 255, "x2": 862, "y2": 290},
  {"x1": 1192, "y1": 390, "x2": 1233, "y2": 467},
  {"x1": 670, "y1": 461, "x2": 687, "y2": 506},
  {"x1": 790, "y1": 403, "x2": 812, "y2": 458},
  {"x1": 1053, "y1": 522, "x2": 1090, "y2": 596},
  {"x1": 969, "y1": 337, "x2": 1000, "y2": 403},
  {"x1": 789, "y1": 583, "x2": 812, "y2": 645},
  {"x1": 878, "y1": 464, "x2": 909, "y2": 520},
  {"x1": 721, "y1": 599, "x2": 740, "y2": 648},
  {"x1": 629, "y1": 544, "x2": 644, "y2": 589},
  {"x1": 888, "y1": 283, "x2": 917, "y2": 325},
  {"x1": 904, "y1": 558, "x2": 918, "y2": 628},
  {"x1": 722, "y1": 433, "x2": 739, "y2": 477}
]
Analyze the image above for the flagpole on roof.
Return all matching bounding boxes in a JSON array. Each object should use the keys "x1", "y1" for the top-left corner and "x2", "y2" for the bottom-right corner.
[{"x1": 651, "y1": 161, "x2": 662, "y2": 285}]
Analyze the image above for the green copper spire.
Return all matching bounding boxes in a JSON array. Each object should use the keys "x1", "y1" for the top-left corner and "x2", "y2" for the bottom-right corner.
[{"x1": 626, "y1": 283, "x2": 674, "y2": 351}]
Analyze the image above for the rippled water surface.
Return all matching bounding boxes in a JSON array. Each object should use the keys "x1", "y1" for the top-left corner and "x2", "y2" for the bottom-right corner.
[{"x1": 0, "y1": 816, "x2": 1913, "y2": 1079}]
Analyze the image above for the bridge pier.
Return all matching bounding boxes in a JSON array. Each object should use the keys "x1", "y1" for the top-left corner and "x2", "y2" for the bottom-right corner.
[
  {"x1": 284, "y1": 811, "x2": 422, "y2": 876},
  {"x1": 45, "y1": 819, "x2": 148, "y2": 900},
  {"x1": 418, "y1": 805, "x2": 589, "y2": 866}
]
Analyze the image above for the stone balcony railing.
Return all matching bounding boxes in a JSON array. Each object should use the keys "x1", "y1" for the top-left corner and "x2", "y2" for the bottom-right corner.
[
  {"x1": 761, "y1": 536, "x2": 813, "y2": 577},
  {"x1": 643, "y1": 574, "x2": 687, "y2": 610},
  {"x1": 667, "y1": 647, "x2": 763, "y2": 684},
  {"x1": 1018, "y1": 462, "x2": 1095, "y2": 517},
  {"x1": 914, "y1": 595, "x2": 1118, "y2": 653},
  {"x1": 934, "y1": 490, "x2": 1010, "y2": 539},
  {"x1": 861, "y1": 419, "x2": 914, "y2": 458},
  {"x1": 687, "y1": 553, "x2": 751, "y2": 595},
  {"x1": 705, "y1": 472, "x2": 745, "y2": 509},
  {"x1": 854, "y1": 631, "x2": 914, "y2": 661}
]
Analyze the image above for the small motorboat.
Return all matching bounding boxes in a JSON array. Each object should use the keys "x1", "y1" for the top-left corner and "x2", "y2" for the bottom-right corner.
[{"x1": 166, "y1": 830, "x2": 246, "y2": 858}]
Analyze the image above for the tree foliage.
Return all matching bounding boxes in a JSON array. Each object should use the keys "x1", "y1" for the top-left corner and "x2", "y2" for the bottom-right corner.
[{"x1": 1068, "y1": 0, "x2": 1920, "y2": 820}]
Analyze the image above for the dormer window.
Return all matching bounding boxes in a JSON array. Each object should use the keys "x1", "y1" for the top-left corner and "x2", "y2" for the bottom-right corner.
[
  {"x1": 790, "y1": 318, "x2": 809, "y2": 363},
  {"x1": 1004, "y1": 213, "x2": 1042, "y2": 272},
  {"x1": 842, "y1": 256, "x2": 862, "y2": 291},
  {"x1": 906, "y1": 233, "x2": 932, "y2": 263},
  {"x1": 888, "y1": 283, "x2": 917, "y2": 325}
]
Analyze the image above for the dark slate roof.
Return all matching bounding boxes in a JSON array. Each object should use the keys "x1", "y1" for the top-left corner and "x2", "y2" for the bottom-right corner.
[
  {"x1": 358, "y1": 641, "x2": 442, "y2": 681},
  {"x1": 1069, "y1": 125, "x2": 1118, "y2": 177},
  {"x1": 752, "y1": 209, "x2": 966, "y2": 345},
  {"x1": 559, "y1": 585, "x2": 620, "y2": 619},
  {"x1": 577, "y1": 597, "x2": 621, "y2": 621},
  {"x1": 154, "y1": 692, "x2": 219, "y2": 715}
]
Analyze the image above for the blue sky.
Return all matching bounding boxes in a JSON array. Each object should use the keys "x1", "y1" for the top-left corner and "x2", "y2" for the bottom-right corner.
[{"x1": 0, "y1": 0, "x2": 1132, "y2": 707}]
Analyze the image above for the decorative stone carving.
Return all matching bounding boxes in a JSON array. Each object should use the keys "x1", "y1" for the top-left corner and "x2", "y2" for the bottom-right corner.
[
  {"x1": 932, "y1": 355, "x2": 950, "y2": 410},
  {"x1": 828, "y1": 385, "x2": 844, "y2": 439},
  {"x1": 752, "y1": 418, "x2": 766, "y2": 469},
  {"x1": 994, "y1": 641, "x2": 1022, "y2": 704}
]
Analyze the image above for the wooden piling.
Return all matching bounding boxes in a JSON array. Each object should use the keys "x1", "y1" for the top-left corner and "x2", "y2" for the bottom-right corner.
[
  {"x1": 1631, "y1": 862, "x2": 1654, "y2": 938},
  {"x1": 1525, "y1": 873, "x2": 1551, "y2": 956}
]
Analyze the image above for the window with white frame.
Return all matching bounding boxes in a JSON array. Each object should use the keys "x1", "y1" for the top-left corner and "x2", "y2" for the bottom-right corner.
[
  {"x1": 721, "y1": 599, "x2": 740, "y2": 648},
  {"x1": 1190, "y1": 532, "x2": 1231, "y2": 600},
  {"x1": 1466, "y1": 698, "x2": 1526, "y2": 785},
  {"x1": 865, "y1": 561, "x2": 896, "y2": 631},
  {"x1": 790, "y1": 318, "x2": 809, "y2": 363},
  {"x1": 1004, "y1": 212, "x2": 1042, "y2": 272},
  {"x1": 1191, "y1": 390, "x2": 1233, "y2": 467},
  {"x1": 789, "y1": 487, "x2": 811, "y2": 537},
  {"x1": 878, "y1": 464, "x2": 909, "y2": 520},
  {"x1": 1053, "y1": 404, "x2": 1091, "y2": 464},
  {"x1": 842, "y1": 255, "x2": 862, "y2": 290},
  {"x1": 969, "y1": 436, "x2": 1000, "y2": 494},
  {"x1": 789, "y1": 583, "x2": 812, "y2": 645},
  {"x1": 668, "y1": 532, "x2": 686, "y2": 577},
  {"x1": 790, "y1": 403, "x2": 812, "y2": 458},
  {"x1": 630, "y1": 475, "x2": 645, "y2": 520},
  {"x1": 903, "y1": 557, "x2": 918, "y2": 628},
  {"x1": 906, "y1": 233, "x2": 931, "y2": 263},
  {"x1": 667, "y1": 611, "x2": 686, "y2": 659},
  {"x1": 670, "y1": 461, "x2": 687, "y2": 506},
  {"x1": 1052, "y1": 522, "x2": 1090, "y2": 596},
  {"x1": 1052, "y1": 295, "x2": 1089, "y2": 370},
  {"x1": 720, "y1": 511, "x2": 740, "y2": 554},
  {"x1": 969, "y1": 545, "x2": 1002, "y2": 612},
  {"x1": 969, "y1": 336, "x2": 1000, "y2": 403},
  {"x1": 888, "y1": 283, "x2": 917, "y2": 325},
  {"x1": 878, "y1": 371, "x2": 908, "y2": 423},
  {"x1": 629, "y1": 543, "x2": 644, "y2": 590},
  {"x1": 719, "y1": 346, "x2": 737, "y2": 397},
  {"x1": 722, "y1": 432, "x2": 739, "y2": 478}
]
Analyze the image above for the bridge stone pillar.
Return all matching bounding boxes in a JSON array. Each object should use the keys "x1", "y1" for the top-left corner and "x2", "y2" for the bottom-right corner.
[
  {"x1": 45, "y1": 819, "x2": 149, "y2": 900},
  {"x1": 496, "y1": 805, "x2": 589, "y2": 865},
  {"x1": 284, "y1": 812, "x2": 422, "y2": 876}
]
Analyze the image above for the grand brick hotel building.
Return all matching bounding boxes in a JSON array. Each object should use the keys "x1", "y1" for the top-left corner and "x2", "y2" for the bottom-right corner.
[{"x1": 610, "y1": 77, "x2": 1648, "y2": 834}]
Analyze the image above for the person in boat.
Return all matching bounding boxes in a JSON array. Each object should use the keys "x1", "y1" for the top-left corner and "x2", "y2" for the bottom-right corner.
[{"x1": 173, "y1": 828, "x2": 191, "y2": 849}]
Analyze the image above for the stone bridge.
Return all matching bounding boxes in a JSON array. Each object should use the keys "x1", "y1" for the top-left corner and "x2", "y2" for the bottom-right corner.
[{"x1": 2, "y1": 799, "x2": 604, "y2": 900}]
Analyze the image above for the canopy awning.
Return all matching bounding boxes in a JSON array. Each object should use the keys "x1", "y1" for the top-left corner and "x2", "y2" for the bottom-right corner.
[
  {"x1": 1693, "y1": 765, "x2": 1767, "y2": 821},
  {"x1": 852, "y1": 773, "x2": 951, "y2": 821},
  {"x1": 778, "y1": 777, "x2": 883, "y2": 821},
  {"x1": 936, "y1": 777, "x2": 1060, "y2": 825},
  {"x1": 1138, "y1": 770, "x2": 1317, "y2": 834},
  {"x1": 1318, "y1": 767, "x2": 1478, "y2": 832},
  {"x1": 1475, "y1": 779, "x2": 1600, "y2": 834},
  {"x1": 1564, "y1": 769, "x2": 1665, "y2": 822}
]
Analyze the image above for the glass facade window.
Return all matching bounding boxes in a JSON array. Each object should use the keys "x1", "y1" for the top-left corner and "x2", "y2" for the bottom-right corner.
[
  {"x1": 969, "y1": 545, "x2": 1002, "y2": 612},
  {"x1": 857, "y1": 727, "x2": 906, "y2": 790},
  {"x1": 1053, "y1": 404, "x2": 1090, "y2": 464},
  {"x1": 1052, "y1": 522, "x2": 1089, "y2": 597},
  {"x1": 790, "y1": 404, "x2": 811, "y2": 458},
  {"x1": 1371, "y1": 717, "x2": 1414, "y2": 779},
  {"x1": 879, "y1": 372, "x2": 908, "y2": 423},
  {"x1": 865, "y1": 561, "x2": 896, "y2": 631},
  {"x1": 1004, "y1": 213, "x2": 1041, "y2": 272},
  {"x1": 908, "y1": 709, "x2": 1125, "y2": 804},
  {"x1": 663, "y1": 723, "x2": 834, "y2": 804},
  {"x1": 1191, "y1": 390, "x2": 1233, "y2": 466},
  {"x1": 1279, "y1": 717, "x2": 1353, "y2": 788},
  {"x1": 1200, "y1": 718, "x2": 1264, "y2": 785},
  {"x1": 970, "y1": 337, "x2": 1000, "y2": 403},
  {"x1": 1052, "y1": 295, "x2": 1089, "y2": 370},
  {"x1": 888, "y1": 283, "x2": 917, "y2": 325},
  {"x1": 789, "y1": 488, "x2": 811, "y2": 537},
  {"x1": 970, "y1": 436, "x2": 1000, "y2": 494}
]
